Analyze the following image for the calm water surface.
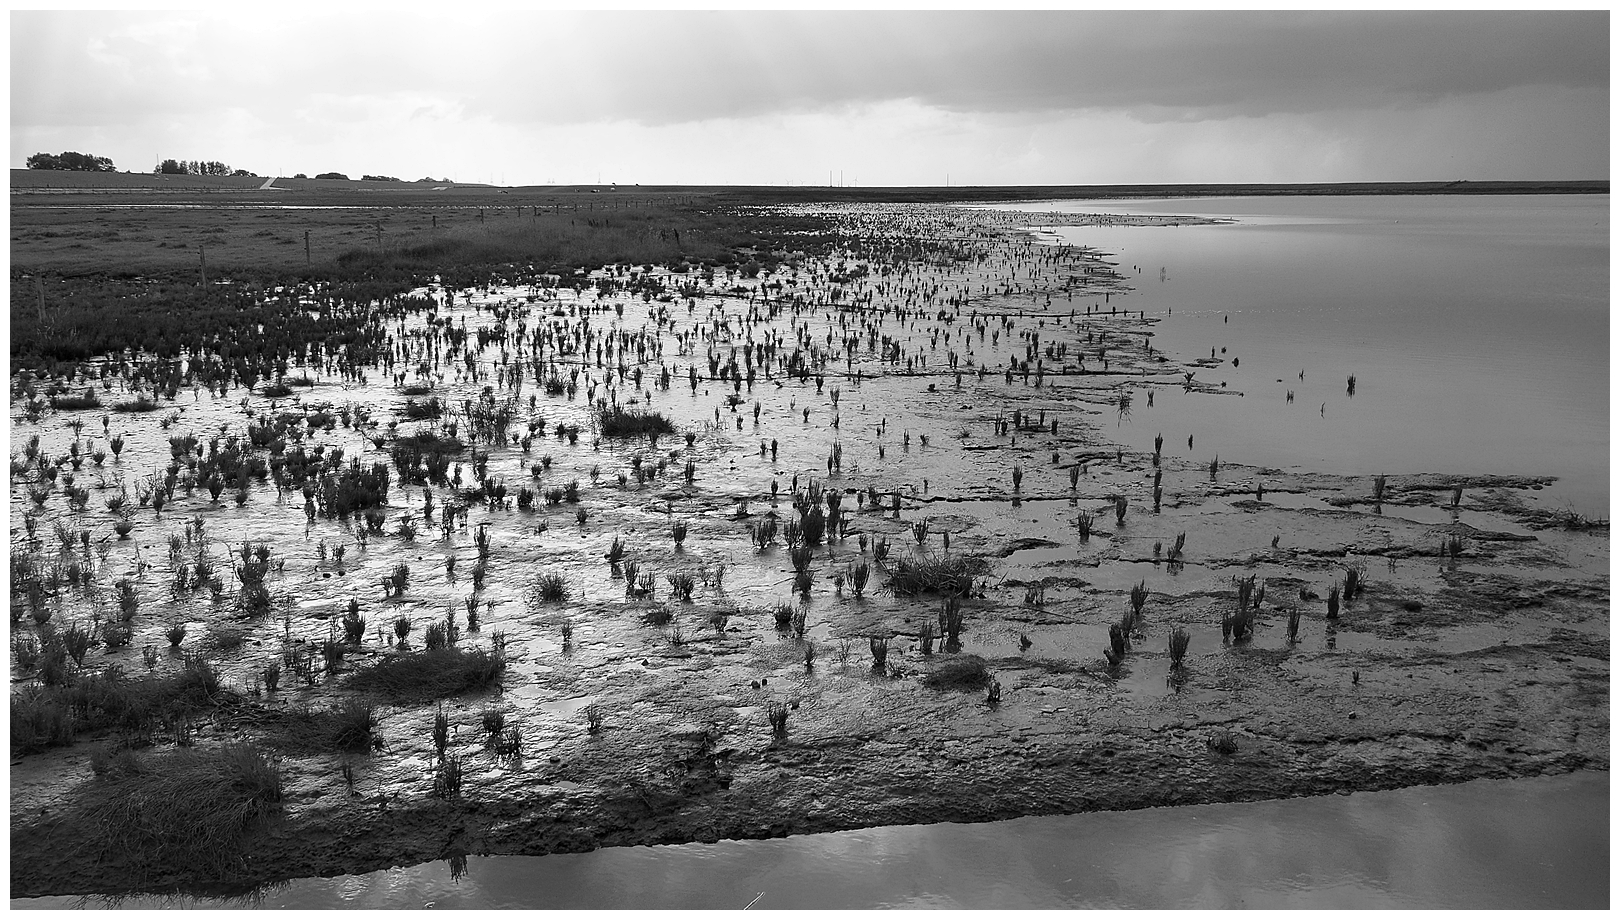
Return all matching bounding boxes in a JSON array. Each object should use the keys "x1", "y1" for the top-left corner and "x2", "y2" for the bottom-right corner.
[
  {"x1": 16, "y1": 772, "x2": 1607, "y2": 909},
  {"x1": 989, "y1": 196, "x2": 1608, "y2": 514}
]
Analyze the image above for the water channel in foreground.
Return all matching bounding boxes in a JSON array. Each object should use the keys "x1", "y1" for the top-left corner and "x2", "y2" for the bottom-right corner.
[{"x1": 17, "y1": 771, "x2": 1607, "y2": 909}]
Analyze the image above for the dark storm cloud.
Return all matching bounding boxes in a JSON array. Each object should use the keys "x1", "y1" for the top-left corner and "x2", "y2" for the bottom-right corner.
[
  {"x1": 470, "y1": 11, "x2": 1609, "y2": 126},
  {"x1": 13, "y1": 10, "x2": 1607, "y2": 130}
]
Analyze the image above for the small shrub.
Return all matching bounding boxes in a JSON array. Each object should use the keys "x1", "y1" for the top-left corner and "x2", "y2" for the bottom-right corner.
[
  {"x1": 1208, "y1": 730, "x2": 1238, "y2": 757},
  {"x1": 766, "y1": 701, "x2": 789, "y2": 739}
]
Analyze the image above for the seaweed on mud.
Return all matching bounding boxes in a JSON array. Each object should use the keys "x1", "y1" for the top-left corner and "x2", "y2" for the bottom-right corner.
[{"x1": 345, "y1": 646, "x2": 505, "y2": 702}]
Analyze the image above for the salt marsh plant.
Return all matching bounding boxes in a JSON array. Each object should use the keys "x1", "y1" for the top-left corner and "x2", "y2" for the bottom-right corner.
[
  {"x1": 1115, "y1": 496, "x2": 1128, "y2": 527},
  {"x1": 1076, "y1": 512, "x2": 1093, "y2": 542},
  {"x1": 887, "y1": 552, "x2": 989, "y2": 598},
  {"x1": 1343, "y1": 564, "x2": 1366, "y2": 601},
  {"x1": 848, "y1": 561, "x2": 870, "y2": 597},
  {"x1": 433, "y1": 755, "x2": 464, "y2": 801},
  {"x1": 667, "y1": 572, "x2": 696, "y2": 602},
  {"x1": 771, "y1": 603, "x2": 795, "y2": 631},
  {"x1": 869, "y1": 636, "x2": 890, "y2": 670},
  {"x1": 922, "y1": 654, "x2": 991, "y2": 691},
  {"x1": 671, "y1": 519, "x2": 688, "y2": 549},
  {"x1": 383, "y1": 563, "x2": 410, "y2": 599},
  {"x1": 1327, "y1": 584, "x2": 1341, "y2": 620},
  {"x1": 1129, "y1": 580, "x2": 1149, "y2": 624},
  {"x1": 1168, "y1": 627, "x2": 1190, "y2": 672},
  {"x1": 533, "y1": 573, "x2": 570, "y2": 603},
  {"x1": 343, "y1": 601, "x2": 366, "y2": 644},
  {"x1": 432, "y1": 709, "x2": 450, "y2": 758},
  {"x1": 767, "y1": 702, "x2": 790, "y2": 739},
  {"x1": 1223, "y1": 575, "x2": 1257, "y2": 641},
  {"x1": 81, "y1": 743, "x2": 283, "y2": 876},
  {"x1": 584, "y1": 703, "x2": 603, "y2": 735},
  {"x1": 939, "y1": 597, "x2": 965, "y2": 652},
  {"x1": 1286, "y1": 606, "x2": 1302, "y2": 644},
  {"x1": 347, "y1": 645, "x2": 505, "y2": 703}
]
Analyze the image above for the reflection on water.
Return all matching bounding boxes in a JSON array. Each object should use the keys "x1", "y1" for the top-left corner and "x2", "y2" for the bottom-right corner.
[
  {"x1": 20, "y1": 772, "x2": 1605, "y2": 909},
  {"x1": 994, "y1": 196, "x2": 1608, "y2": 514}
]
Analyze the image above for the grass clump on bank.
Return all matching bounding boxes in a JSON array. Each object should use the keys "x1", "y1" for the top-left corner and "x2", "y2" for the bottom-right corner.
[
  {"x1": 346, "y1": 645, "x2": 505, "y2": 703},
  {"x1": 885, "y1": 552, "x2": 991, "y2": 597},
  {"x1": 81, "y1": 743, "x2": 283, "y2": 878}
]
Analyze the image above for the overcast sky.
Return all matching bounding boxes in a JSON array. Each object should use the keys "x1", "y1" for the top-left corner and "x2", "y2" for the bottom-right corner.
[{"x1": 10, "y1": 10, "x2": 1609, "y2": 186}]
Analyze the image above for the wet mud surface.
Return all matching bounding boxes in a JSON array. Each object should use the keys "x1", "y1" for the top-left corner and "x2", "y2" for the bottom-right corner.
[{"x1": 9, "y1": 203, "x2": 1607, "y2": 897}]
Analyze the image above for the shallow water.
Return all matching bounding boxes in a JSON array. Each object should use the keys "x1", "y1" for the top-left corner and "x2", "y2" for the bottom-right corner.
[
  {"x1": 983, "y1": 196, "x2": 1609, "y2": 515},
  {"x1": 18, "y1": 771, "x2": 1606, "y2": 909}
]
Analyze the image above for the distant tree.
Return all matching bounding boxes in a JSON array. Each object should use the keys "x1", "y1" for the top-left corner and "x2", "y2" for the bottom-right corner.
[
  {"x1": 292, "y1": 173, "x2": 307, "y2": 179},
  {"x1": 361, "y1": 175, "x2": 400, "y2": 182},
  {"x1": 231, "y1": 169, "x2": 257, "y2": 177},
  {"x1": 156, "y1": 159, "x2": 185, "y2": 175},
  {"x1": 29, "y1": 151, "x2": 115, "y2": 172},
  {"x1": 315, "y1": 172, "x2": 349, "y2": 180}
]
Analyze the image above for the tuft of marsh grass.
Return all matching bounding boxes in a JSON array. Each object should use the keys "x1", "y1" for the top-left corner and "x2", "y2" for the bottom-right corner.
[
  {"x1": 433, "y1": 754, "x2": 465, "y2": 801},
  {"x1": 532, "y1": 572, "x2": 570, "y2": 603},
  {"x1": 1344, "y1": 564, "x2": 1366, "y2": 601},
  {"x1": 346, "y1": 645, "x2": 504, "y2": 703},
  {"x1": 921, "y1": 654, "x2": 990, "y2": 690},
  {"x1": 597, "y1": 406, "x2": 675, "y2": 438},
  {"x1": 767, "y1": 701, "x2": 790, "y2": 739},
  {"x1": 886, "y1": 552, "x2": 990, "y2": 598},
  {"x1": 81, "y1": 743, "x2": 283, "y2": 877},
  {"x1": 1168, "y1": 627, "x2": 1190, "y2": 671},
  {"x1": 266, "y1": 699, "x2": 378, "y2": 753}
]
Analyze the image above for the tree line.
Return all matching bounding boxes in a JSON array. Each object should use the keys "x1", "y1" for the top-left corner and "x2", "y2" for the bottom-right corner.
[
  {"x1": 25, "y1": 151, "x2": 115, "y2": 172},
  {"x1": 155, "y1": 159, "x2": 256, "y2": 177}
]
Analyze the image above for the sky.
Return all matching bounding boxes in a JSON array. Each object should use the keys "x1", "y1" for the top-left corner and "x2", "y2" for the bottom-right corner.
[{"x1": 9, "y1": 10, "x2": 1610, "y2": 187}]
